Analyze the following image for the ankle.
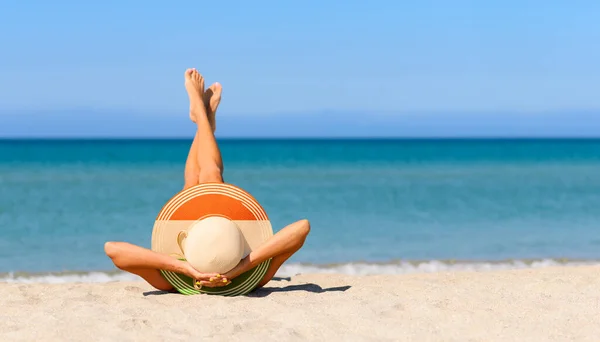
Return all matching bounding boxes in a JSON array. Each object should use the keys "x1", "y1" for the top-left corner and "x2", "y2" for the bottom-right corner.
[{"x1": 190, "y1": 106, "x2": 206, "y2": 119}]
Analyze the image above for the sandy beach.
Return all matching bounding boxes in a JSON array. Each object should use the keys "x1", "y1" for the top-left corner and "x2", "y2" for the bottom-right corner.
[{"x1": 1, "y1": 265, "x2": 599, "y2": 342}]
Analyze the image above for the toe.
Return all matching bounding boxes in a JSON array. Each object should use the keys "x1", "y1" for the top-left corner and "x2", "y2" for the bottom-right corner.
[
  {"x1": 213, "y1": 83, "x2": 222, "y2": 96},
  {"x1": 185, "y1": 69, "x2": 196, "y2": 82},
  {"x1": 198, "y1": 74, "x2": 205, "y2": 90},
  {"x1": 207, "y1": 83, "x2": 221, "y2": 95},
  {"x1": 210, "y1": 82, "x2": 222, "y2": 92},
  {"x1": 204, "y1": 83, "x2": 217, "y2": 101}
]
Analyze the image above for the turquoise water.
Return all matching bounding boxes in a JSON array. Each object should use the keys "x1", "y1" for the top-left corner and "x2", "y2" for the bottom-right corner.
[{"x1": 1, "y1": 139, "x2": 600, "y2": 281}]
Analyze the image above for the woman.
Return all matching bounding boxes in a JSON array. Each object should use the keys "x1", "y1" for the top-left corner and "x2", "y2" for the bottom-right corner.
[{"x1": 104, "y1": 69, "x2": 310, "y2": 291}]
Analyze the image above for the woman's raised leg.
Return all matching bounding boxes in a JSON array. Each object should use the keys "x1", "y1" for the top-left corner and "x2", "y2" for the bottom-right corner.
[
  {"x1": 104, "y1": 69, "x2": 225, "y2": 291},
  {"x1": 183, "y1": 78, "x2": 223, "y2": 189},
  {"x1": 184, "y1": 68, "x2": 225, "y2": 184}
]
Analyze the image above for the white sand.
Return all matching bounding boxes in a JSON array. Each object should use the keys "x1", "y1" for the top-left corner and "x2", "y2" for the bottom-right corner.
[{"x1": 1, "y1": 266, "x2": 599, "y2": 341}]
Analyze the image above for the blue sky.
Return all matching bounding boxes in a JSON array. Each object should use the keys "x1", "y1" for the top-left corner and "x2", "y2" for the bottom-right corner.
[{"x1": 1, "y1": 1, "x2": 600, "y2": 137}]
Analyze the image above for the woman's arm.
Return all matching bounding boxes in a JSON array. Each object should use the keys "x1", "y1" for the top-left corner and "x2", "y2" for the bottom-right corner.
[
  {"x1": 105, "y1": 242, "x2": 221, "y2": 282},
  {"x1": 220, "y1": 219, "x2": 310, "y2": 281}
]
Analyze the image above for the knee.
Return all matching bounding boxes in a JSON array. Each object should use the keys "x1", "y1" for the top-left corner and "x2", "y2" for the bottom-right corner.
[{"x1": 199, "y1": 166, "x2": 223, "y2": 183}]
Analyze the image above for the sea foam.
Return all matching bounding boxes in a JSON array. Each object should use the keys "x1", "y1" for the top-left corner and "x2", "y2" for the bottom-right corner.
[{"x1": 1, "y1": 259, "x2": 597, "y2": 283}]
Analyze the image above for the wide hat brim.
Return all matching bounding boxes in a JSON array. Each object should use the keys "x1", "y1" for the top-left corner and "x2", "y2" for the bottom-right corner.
[{"x1": 151, "y1": 183, "x2": 273, "y2": 296}]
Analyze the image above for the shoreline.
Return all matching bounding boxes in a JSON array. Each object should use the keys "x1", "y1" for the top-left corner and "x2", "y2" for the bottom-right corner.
[
  {"x1": 2, "y1": 259, "x2": 600, "y2": 284},
  {"x1": 3, "y1": 265, "x2": 599, "y2": 341}
]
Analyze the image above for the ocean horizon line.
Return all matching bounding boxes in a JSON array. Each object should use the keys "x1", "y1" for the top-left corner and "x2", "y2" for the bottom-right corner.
[{"x1": 2, "y1": 136, "x2": 600, "y2": 141}]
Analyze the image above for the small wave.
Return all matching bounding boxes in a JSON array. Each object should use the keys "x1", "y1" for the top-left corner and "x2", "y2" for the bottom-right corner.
[
  {"x1": 278, "y1": 258, "x2": 600, "y2": 276},
  {"x1": 0, "y1": 271, "x2": 139, "y2": 284},
  {"x1": 1, "y1": 259, "x2": 598, "y2": 283}
]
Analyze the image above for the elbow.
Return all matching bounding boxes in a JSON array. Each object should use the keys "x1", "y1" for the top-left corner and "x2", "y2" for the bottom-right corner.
[
  {"x1": 104, "y1": 241, "x2": 118, "y2": 259},
  {"x1": 298, "y1": 219, "x2": 311, "y2": 238},
  {"x1": 104, "y1": 241, "x2": 126, "y2": 269},
  {"x1": 301, "y1": 219, "x2": 311, "y2": 234}
]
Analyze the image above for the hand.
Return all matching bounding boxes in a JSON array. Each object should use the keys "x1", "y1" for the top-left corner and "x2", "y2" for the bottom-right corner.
[
  {"x1": 183, "y1": 262, "x2": 231, "y2": 288},
  {"x1": 196, "y1": 275, "x2": 231, "y2": 288}
]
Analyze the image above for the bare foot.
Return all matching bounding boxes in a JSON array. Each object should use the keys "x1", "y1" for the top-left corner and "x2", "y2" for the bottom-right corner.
[
  {"x1": 184, "y1": 68, "x2": 207, "y2": 120},
  {"x1": 203, "y1": 82, "x2": 222, "y2": 132},
  {"x1": 190, "y1": 81, "x2": 222, "y2": 131}
]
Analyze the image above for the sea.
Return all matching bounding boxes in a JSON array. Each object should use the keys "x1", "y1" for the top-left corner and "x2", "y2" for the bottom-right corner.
[{"x1": 1, "y1": 138, "x2": 600, "y2": 283}]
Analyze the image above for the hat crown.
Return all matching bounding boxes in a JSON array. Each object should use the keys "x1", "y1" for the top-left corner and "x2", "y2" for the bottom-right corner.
[{"x1": 182, "y1": 216, "x2": 244, "y2": 274}]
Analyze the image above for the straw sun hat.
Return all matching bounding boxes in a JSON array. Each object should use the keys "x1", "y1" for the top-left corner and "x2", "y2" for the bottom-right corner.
[{"x1": 151, "y1": 183, "x2": 273, "y2": 296}]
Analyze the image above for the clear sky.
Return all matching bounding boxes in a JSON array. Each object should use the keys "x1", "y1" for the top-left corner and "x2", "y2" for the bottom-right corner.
[{"x1": 1, "y1": 1, "x2": 600, "y2": 137}]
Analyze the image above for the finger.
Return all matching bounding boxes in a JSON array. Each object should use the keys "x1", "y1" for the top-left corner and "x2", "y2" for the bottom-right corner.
[
  {"x1": 210, "y1": 274, "x2": 225, "y2": 281},
  {"x1": 199, "y1": 280, "x2": 230, "y2": 287},
  {"x1": 196, "y1": 273, "x2": 220, "y2": 281},
  {"x1": 199, "y1": 281, "x2": 221, "y2": 288}
]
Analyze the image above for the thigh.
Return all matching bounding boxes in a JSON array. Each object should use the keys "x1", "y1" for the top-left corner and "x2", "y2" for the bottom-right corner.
[{"x1": 198, "y1": 167, "x2": 224, "y2": 184}]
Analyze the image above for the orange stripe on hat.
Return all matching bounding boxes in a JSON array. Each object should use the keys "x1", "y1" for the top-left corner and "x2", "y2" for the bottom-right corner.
[{"x1": 168, "y1": 194, "x2": 256, "y2": 221}]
